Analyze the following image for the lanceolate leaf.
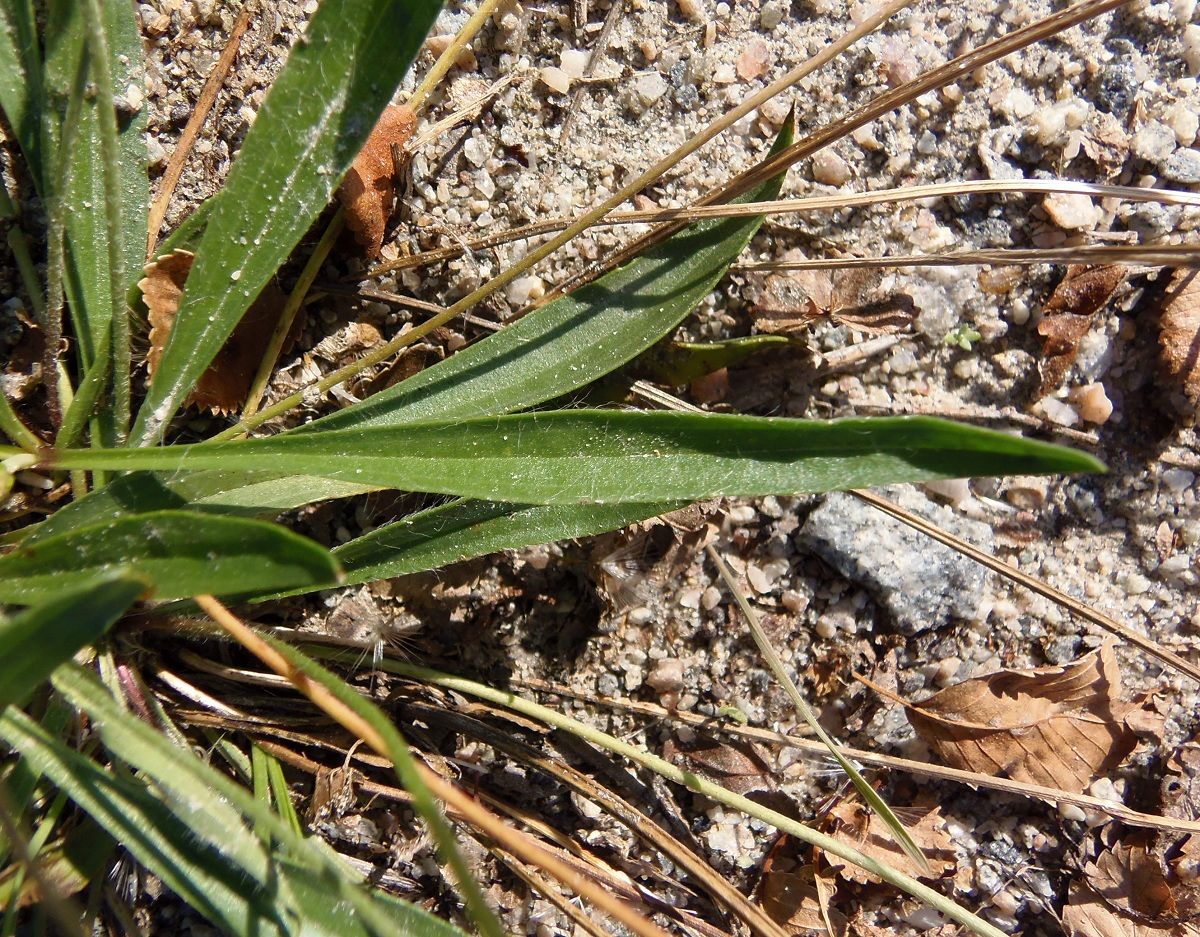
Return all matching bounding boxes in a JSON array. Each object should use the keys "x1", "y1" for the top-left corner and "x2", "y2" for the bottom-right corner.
[
  {"x1": 56, "y1": 412, "x2": 1104, "y2": 507},
  {"x1": 0, "y1": 0, "x2": 42, "y2": 186},
  {"x1": 0, "y1": 574, "x2": 144, "y2": 708},
  {"x1": 333, "y1": 498, "x2": 680, "y2": 586},
  {"x1": 21, "y1": 469, "x2": 379, "y2": 545},
  {"x1": 0, "y1": 510, "x2": 339, "y2": 604},
  {"x1": 299, "y1": 121, "x2": 796, "y2": 434},
  {"x1": 43, "y1": 0, "x2": 148, "y2": 372},
  {"x1": 131, "y1": 0, "x2": 442, "y2": 446},
  {"x1": 2, "y1": 665, "x2": 468, "y2": 937}
]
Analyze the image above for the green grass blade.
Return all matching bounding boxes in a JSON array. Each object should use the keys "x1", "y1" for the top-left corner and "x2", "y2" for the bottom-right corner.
[
  {"x1": 706, "y1": 545, "x2": 930, "y2": 874},
  {"x1": 41, "y1": 0, "x2": 146, "y2": 380},
  {"x1": 0, "y1": 708, "x2": 287, "y2": 936},
  {"x1": 2, "y1": 666, "x2": 464, "y2": 937},
  {"x1": 257, "y1": 636, "x2": 504, "y2": 937},
  {"x1": 0, "y1": 0, "x2": 42, "y2": 189},
  {"x1": 333, "y1": 498, "x2": 681, "y2": 587},
  {"x1": 58, "y1": 412, "x2": 1104, "y2": 506},
  {"x1": 20, "y1": 470, "x2": 379, "y2": 545},
  {"x1": 0, "y1": 510, "x2": 339, "y2": 605},
  {"x1": 0, "y1": 574, "x2": 144, "y2": 708},
  {"x1": 131, "y1": 0, "x2": 442, "y2": 446},
  {"x1": 297, "y1": 120, "x2": 796, "y2": 434}
]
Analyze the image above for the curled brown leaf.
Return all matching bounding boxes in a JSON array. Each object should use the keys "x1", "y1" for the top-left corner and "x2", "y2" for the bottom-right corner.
[
  {"x1": 336, "y1": 103, "x2": 417, "y2": 259},
  {"x1": 1158, "y1": 269, "x2": 1200, "y2": 404},
  {"x1": 141, "y1": 249, "x2": 291, "y2": 414},
  {"x1": 819, "y1": 797, "x2": 956, "y2": 887},
  {"x1": 902, "y1": 642, "x2": 1136, "y2": 794},
  {"x1": 1036, "y1": 264, "x2": 1126, "y2": 395}
]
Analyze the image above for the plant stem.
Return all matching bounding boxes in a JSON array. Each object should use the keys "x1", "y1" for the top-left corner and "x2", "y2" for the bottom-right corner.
[
  {"x1": 0, "y1": 394, "x2": 42, "y2": 453},
  {"x1": 407, "y1": 0, "x2": 505, "y2": 115},
  {"x1": 241, "y1": 207, "x2": 345, "y2": 419},
  {"x1": 367, "y1": 657, "x2": 1008, "y2": 937},
  {"x1": 81, "y1": 0, "x2": 132, "y2": 444}
]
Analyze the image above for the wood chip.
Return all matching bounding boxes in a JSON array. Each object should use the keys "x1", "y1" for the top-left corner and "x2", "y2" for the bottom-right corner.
[
  {"x1": 1158, "y1": 269, "x2": 1200, "y2": 403},
  {"x1": 142, "y1": 249, "x2": 291, "y2": 414},
  {"x1": 901, "y1": 641, "x2": 1137, "y2": 794},
  {"x1": 336, "y1": 104, "x2": 417, "y2": 260}
]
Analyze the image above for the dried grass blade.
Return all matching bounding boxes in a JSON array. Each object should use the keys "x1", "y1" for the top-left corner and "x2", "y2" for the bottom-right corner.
[
  {"x1": 146, "y1": 0, "x2": 254, "y2": 255},
  {"x1": 705, "y1": 544, "x2": 930, "y2": 875},
  {"x1": 738, "y1": 244, "x2": 1200, "y2": 272}
]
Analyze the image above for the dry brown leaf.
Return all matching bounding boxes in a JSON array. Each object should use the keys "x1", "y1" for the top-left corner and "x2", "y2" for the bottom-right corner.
[
  {"x1": 1063, "y1": 840, "x2": 1200, "y2": 937},
  {"x1": 760, "y1": 866, "x2": 846, "y2": 935},
  {"x1": 819, "y1": 798, "x2": 956, "y2": 886},
  {"x1": 1158, "y1": 269, "x2": 1200, "y2": 403},
  {"x1": 141, "y1": 249, "x2": 292, "y2": 414},
  {"x1": 903, "y1": 641, "x2": 1136, "y2": 794},
  {"x1": 754, "y1": 267, "x2": 917, "y2": 336},
  {"x1": 336, "y1": 104, "x2": 417, "y2": 259},
  {"x1": 661, "y1": 733, "x2": 774, "y2": 795},
  {"x1": 1036, "y1": 264, "x2": 1126, "y2": 394}
]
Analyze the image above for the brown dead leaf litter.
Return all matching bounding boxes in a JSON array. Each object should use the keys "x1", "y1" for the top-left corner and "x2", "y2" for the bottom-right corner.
[{"x1": 14, "y1": 0, "x2": 1198, "y2": 933}]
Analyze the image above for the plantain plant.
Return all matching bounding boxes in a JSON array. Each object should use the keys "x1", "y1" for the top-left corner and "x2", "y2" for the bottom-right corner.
[{"x1": 0, "y1": 0, "x2": 1107, "y2": 933}]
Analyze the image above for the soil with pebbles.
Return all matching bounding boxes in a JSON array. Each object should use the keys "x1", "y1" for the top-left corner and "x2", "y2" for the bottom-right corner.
[{"x1": 121, "y1": 0, "x2": 1200, "y2": 934}]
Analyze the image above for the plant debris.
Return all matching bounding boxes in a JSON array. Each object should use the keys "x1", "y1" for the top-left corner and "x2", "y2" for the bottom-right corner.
[
  {"x1": 1157, "y1": 269, "x2": 1200, "y2": 405},
  {"x1": 141, "y1": 249, "x2": 292, "y2": 414},
  {"x1": 818, "y1": 797, "x2": 957, "y2": 887},
  {"x1": 753, "y1": 263, "x2": 917, "y2": 336},
  {"x1": 336, "y1": 103, "x2": 417, "y2": 259},
  {"x1": 1035, "y1": 264, "x2": 1126, "y2": 395},
  {"x1": 899, "y1": 642, "x2": 1137, "y2": 793}
]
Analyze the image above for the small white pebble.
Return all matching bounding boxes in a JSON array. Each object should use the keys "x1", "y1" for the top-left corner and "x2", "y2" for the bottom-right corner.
[
  {"x1": 505, "y1": 275, "x2": 544, "y2": 306},
  {"x1": 1088, "y1": 777, "x2": 1122, "y2": 803},
  {"x1": 1035, "y1": 396, "x2": 1080, "y2": 427},
  {"x1": 678, "y1": 588, "x2": 702, "y2": 609},
  {"x1": 701, "y1": 585, "x2": 723, "y2": 610},
  {"x1": 1043, "y1": 192, "x2": 1101, "y2": 230},
  {"x1": 815, "y1": 618, "x2": 837, "y2": 639},
  {"x1": 559, "y1": 49, "x2": 589, "y2": 79},
  {"x1": 1163, "y1": 468, "x2": 1195, "y2": 494},
  {"x1": 811, "y1": 150, "x2": 850, "y2": 186},
  {"x1": 646, "y1": 658, "x2": 685, "y2": 693},
  {"x1": 627, "y1": 606, "x2": 654, "y2": 624},
  {"x1": 539, "y1": 66, "x2": 570, "y2": 94},
  {"x1": 676, "y1": 0, "x2": 705, "y2": 22},
  {"x1": 1122, "y1": 572, "x2": 1151, "y2": 595},
  {"x1": 1069, "y1": 382, "x2": 1113, "y2": 424},
  {"x1": 1058, "y1": 802, "x2": 1086, "y2": 822},
  {"x1": 746, "y1": 563, "x2": 770, "y2": 594},
  {"x1": 1167, "y1": 104, "x2": 1200, "y2": 147}
]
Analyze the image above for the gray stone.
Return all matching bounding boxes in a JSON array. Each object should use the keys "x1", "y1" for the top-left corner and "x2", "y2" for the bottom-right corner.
[
  {"x1": 1163, "y1": 147, "x2": 1200, "y2": 184},
  {"x1": 797, "y1": 487, "x2": 994, "y2": 634}
]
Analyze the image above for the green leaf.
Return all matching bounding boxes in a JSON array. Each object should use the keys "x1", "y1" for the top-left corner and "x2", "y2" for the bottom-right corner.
[
  {"x1": 255, "y1": 637, "x2": 504, "y2": 937},
  {"x1": 0, "y1": 0, "x2": 43, "y2": 187},
  {"x1": 333, "y1": 498, "x2": 679, "y2": 587},
  {"x1": 2, "y1": 667, "x2": 469, "y2": 937},
  {"x1": 44, "y1": 0, "x2": 147, "y2": 373},
  {"x1": 299, "y1": 120, "x2": 796, "y2": 434},
  {"x1": 58, "y1": 412, "x2": 1105, "y2": 506},
  {"x1": 0, "y1": 510, "x2": 339, "y2": 605},
  {"x1": 21, "y1": 470, "x2": 379, "y2": 545},
  {"x1": 131, "y1": 0, "x2": 442, "y2": 446},
  {"x1": 631, "y1": 335, "x2": 794, "y2": 385},
  {"x1": 0, "y1": 574, "x2": 143, "y2": 708}
]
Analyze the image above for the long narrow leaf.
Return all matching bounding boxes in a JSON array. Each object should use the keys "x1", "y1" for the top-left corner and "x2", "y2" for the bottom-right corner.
[
  {"x1": 0, "y1": 0, "x2": 42, "y2": 187},
  {"x1": 0, "y1": 574, "x2": 144, "y2": 708},
  {"x1": 0, "y1": 510, "x2": 339, "y2": 604},
  {"x1": 131, "y1": 0, "x2": 441, "y2": 445},
  {"x1": 56, "y1": 412, "x2": 1104, "y2": 506},
  {"x1": 43, "y1": 0, "x2": 147, "y2": 374},
  {"x1": 48, "y1": 663, "x2": 468, "y2": 937},
  {"x1": 301, "y1": 121, "x2": 795, "y2": 434},
  {"x1": 20, "y1": 470, "x2": 379, "y2": 545},
  {"x1": 332, "y1": 498, "x2": 679, "y2": 586}
]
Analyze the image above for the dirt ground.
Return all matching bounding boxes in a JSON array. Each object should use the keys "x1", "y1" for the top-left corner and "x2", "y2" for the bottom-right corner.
[{"x1": 128, "y1": 0, "x2": 1200, "y2": 934}]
